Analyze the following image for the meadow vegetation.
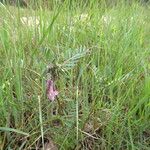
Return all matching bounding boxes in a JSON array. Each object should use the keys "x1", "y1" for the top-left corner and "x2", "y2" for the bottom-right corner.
[{"x1": 0, "y1": 0, "x2": 150, "y2": 149}]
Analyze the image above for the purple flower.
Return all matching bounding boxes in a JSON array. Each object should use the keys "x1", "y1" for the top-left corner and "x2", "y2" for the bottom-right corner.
[{"x1": 46, "y1": 79, "x2": 58, "y2": 101}]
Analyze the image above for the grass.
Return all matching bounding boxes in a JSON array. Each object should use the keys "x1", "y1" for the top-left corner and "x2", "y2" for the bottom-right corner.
[{"x1": 0, "y1": 0, "x2": 150, "y2": 149}]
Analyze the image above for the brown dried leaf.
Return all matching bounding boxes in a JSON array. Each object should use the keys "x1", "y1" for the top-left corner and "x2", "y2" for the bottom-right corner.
[{"x1": 44, "y1": 138, "x2": 58, "y2": 150}]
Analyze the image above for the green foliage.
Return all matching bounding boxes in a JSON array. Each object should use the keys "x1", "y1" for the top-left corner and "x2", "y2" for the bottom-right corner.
[{"x1": 0, "y1": 0, "x2": 150, "y2": 149}]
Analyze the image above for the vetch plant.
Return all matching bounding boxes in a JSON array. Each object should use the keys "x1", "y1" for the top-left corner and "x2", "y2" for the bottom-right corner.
[{"x1": 45, "y1": 46, "x2": 89, "y2": 101}]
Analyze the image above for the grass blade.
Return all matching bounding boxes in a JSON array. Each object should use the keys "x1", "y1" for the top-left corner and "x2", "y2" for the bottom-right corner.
[{"x1": 0, "y1": 127, "x2": 29, "y2": 136}]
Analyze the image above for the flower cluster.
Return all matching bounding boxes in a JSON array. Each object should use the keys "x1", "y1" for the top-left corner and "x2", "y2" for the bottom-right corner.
[{"x1": 46, "y1": 79, "x2": 58, "y2": 101}]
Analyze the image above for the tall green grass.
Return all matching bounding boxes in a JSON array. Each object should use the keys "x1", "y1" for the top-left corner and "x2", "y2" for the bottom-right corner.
[{"x1": 0, "y1": 0, "x2": 150, "y2": 149}]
